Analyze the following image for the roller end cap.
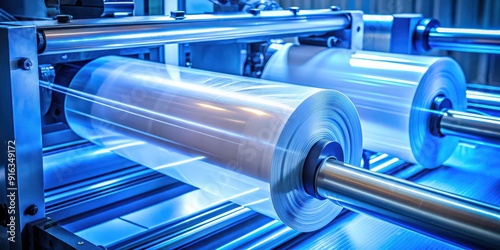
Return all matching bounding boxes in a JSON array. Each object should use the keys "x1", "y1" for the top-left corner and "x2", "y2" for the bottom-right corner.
[
  {"x1": 430, "y1": 95, "x2": 453, "y2": 137},
  {"x1": 303, "y1": 140, "x2": 343, "y2": 199}
]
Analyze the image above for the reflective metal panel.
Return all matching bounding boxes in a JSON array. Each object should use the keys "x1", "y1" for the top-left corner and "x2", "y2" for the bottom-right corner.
[{"x1": 0, "y1": 25, "x2": 44, "y2": 248}]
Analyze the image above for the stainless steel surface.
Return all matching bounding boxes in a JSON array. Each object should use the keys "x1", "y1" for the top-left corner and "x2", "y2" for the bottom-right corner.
[
  {"x1": 363, "y1": 14, "x2": 500, "y2": 55},
  {"x1": 346, "y1": 11, "x2": 364, "y2": 51},
  {"x1": 0, "y1": 25, "x2": 44, "y2": 248},
  {"x1": 440, "y1": 110, "x2": 500, "y2": 147},
  {"x1": 467, "y1": 89, "x2": 500, "y2": 107},
  {"x1": 362, "y1": 14, "x2": 393, "y2": 52},
  {"x1": 363, "y1": 14, "x2": 423, "y2": 54},
  {"x1": 429, "y1": 27, "x2": 500, "y2": 54},
  {"x1": 34, "y1": 10, "x2": 352, "y2": 55},
  {"x1": 315, "y1": 158, "x2": 500, "y2": 248}
]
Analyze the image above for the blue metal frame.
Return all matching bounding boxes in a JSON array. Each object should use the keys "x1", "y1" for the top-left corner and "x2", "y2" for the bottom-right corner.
[{"x1": 0, "y1": 25, "x2": 44, "y2": 249}]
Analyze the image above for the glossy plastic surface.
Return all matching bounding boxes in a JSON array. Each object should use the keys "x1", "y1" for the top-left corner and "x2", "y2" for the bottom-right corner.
[
  {"x1": 65, "y1": 56, "x2": 362, "y2": 232},
  {"x1": 262, "y1": 44, "x2": 467, "y2": 168}
]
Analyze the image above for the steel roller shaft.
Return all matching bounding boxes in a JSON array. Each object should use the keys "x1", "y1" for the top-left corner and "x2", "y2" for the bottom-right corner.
[
  {"x1": 36, "y1": 9, "x2": 352, "y2": 55},
  {"x1": 314, "y1": 158, "x2": 500, "y2": 248},
  {"x1": 439, "y1": 110, "x2": 500, "y2": 146},
  {"x1": 467, "y1": 89, "x2": 500, "y2": 107},
  {"x1": 428, "y1": 27, "x2": 500, "y2": 54},
  {"x1": 430, "y1": 96, "x2": 500, "y2": 146},
  {"x1": 362, "y1": 15, "x2": 500, "y2": 54}
]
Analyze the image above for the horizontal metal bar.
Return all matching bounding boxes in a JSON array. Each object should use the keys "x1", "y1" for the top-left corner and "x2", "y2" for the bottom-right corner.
[
  {"x1": 316, "y1": 159, "x2": 500, "y2": 248},
  {"x1": 440, "y1": 110, "x2": 500, "y2": 147},
  {"x1": 428, "y1": 27, "x2": 500, "y2": 54},
  {"x1": 35, "y1": 10, "x2": 351, "y2": 55},
  {"x1": 467, "y1": 89, "x2": 500, "y2": 107}
]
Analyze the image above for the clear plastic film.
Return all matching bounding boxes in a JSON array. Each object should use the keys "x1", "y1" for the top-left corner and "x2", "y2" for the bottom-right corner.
[
  {"x1": 65, "y1": 56, "x2": 362, "y2": 232},
  {"x1": 262, "y1": 44, "x2": 467, "y2": 168}
]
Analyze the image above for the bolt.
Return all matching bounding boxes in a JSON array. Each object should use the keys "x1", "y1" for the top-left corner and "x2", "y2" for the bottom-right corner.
[
  {"x1": 170, "y1": 11, "x2": 185, "y2": 20},
  {"x1": 330, "y1": 6, "x2": 341, "y2": 11},
  {"x1": 55, "y1": 14, "x2": 73, "y2": 23},
  {"x1": 249, "y1": 8, "x2": 261, "y2": 16},
  {"x1": 289, "y1": 7, "x2": 300, "y2": 15},
  {"x1": 18, "y1": 58, "x2": 33, "y2": 71},
  {"x1": 24, "y1": 204, "x2": 38, "y2": 216},
  {"x1": 78, "y1": 241, "x2": 84, "y2": 245}
]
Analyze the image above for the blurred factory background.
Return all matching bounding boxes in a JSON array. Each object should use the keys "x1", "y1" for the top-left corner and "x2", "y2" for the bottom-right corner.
[
  {"x1": 275, "y1": 0, "x2": 500, "y2": 86},
  {"x1": 143, "y1": 0, "x2": 500, "y2": 85},
  {"x1": 278, "y1": 0, "x2": 500, "y2": 85}
]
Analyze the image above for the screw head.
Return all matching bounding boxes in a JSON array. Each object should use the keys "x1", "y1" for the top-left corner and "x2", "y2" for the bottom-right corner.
[
  {"x1": 18, "y1": 58, "x2": 33, "y2": 71},
  {"x1": 249, "y1": 8, "x2": 261, "y2": 16},
  {"x1": 170, "y1": 11, "x2": 185, "y2": 20},
  {"x1": 78, "y1": 241, "x2": 84, "y2": 245},
  {"x1": 330, "y1": 6, "x2": 341, "y2": 11},
  {"x1": 54, "y1": 14, "x2": 73, "y2": 23},
  {"x1": 289, "y1": 7, "x2": 300, "y2": 15},
  {"x1": 24, "y1": 204, "x2": 38, "y2": 216}
]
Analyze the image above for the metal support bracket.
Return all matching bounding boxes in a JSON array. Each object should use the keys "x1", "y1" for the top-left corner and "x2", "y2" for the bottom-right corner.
[{"x1": 0, "y1": 24, "x2": 44, "y2": 249}]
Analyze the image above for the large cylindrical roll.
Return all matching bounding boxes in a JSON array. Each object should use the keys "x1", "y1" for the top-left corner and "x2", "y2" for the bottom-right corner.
[
  {"x1": 262, "y1": 44, "x2": 467, "y2": 168},
  {"x1": 64, "y1": 56, "x2": 362, "y2": 232}
]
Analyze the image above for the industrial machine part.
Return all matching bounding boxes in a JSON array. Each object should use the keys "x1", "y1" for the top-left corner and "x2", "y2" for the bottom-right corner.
[
  {"x1": 45, "y1": 56, "x2": 500, "y2": 248},
  {"x1": 262, "y1": 44, "x2": 500, "y2": 168},
  {"x1": 467, "y1": 85, "x2": 500, "y2": 117},
  {"x1": 31, "y1": 9, "x2": 362, "y2": 55},
  {"x1": 308, "y1": 142, "x2": 500, "y2": 248},
  {"x1": 1, "y1": 4, "x2": 500, "y2": 248},
  {"x1": 363, "y1": 14, "x2": 500, "y2": 54},
  {"x1": 0, "y1": 9, "x2": 364, "y2": 248},
  {"x1": 438, "y1": 110, "x2": 500, "y2": 147}
]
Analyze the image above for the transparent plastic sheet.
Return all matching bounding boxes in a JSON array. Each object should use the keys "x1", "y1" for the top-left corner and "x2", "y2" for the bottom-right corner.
[
  {"x1": 64, "y1": 56, "x2": 362, "y2": 232},
  {"x1": 262, "y1": 44, "x2": 467, "y2": 168}
]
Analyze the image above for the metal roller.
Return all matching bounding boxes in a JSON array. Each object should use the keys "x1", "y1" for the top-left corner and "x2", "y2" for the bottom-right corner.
[
  {"x1": 415, "y1": 18, "x2": 500, "y2": 54},
  {"x1": 427, "y1": 26, "x2": 500, "y2": 54},
  {"x1": 467, "y1": 89, "x2": 500, "y2": 108},
  {"x1": 42, "y1": 56, "x2": 500, "y2": 248},
  {"x1": 438, "y1": 110, "x2": 500, "y2": 147},
  {"x1": 307, "y1": 141, "x2": 500, "y2": 249},
  {"x1": 34, "y1": 9, "x2": 353, "y2": 55}
]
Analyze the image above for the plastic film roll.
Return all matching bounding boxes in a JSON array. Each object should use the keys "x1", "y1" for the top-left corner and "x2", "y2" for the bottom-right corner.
[
  {"x1": 65, "y1": 56, "x2": 362, "y2": 232},
  {"x1": 262, "y1": 44, "x2": 467, "y2": 168}
]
